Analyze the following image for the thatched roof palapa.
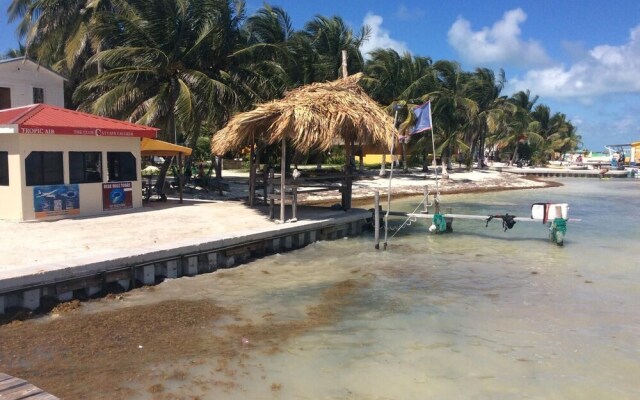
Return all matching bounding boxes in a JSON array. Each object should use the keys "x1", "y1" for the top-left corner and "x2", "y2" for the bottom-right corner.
[{"x1": 211, "y1": 73, "x2": 395, "y2": 155}]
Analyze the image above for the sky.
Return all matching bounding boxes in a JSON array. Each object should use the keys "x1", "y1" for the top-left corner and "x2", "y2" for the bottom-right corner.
[{"x1": 2, "y1": 0, "x2": 639, "y2": 150}]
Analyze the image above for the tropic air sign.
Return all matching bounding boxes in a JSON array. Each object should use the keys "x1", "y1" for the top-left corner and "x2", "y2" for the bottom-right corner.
[{"x1": 19, "y1": 127, "x2": 141, "y2": 137}]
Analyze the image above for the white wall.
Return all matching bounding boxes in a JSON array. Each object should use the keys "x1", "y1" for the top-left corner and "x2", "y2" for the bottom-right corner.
[
  {"x1": 0, "y1": 59, "x2": 65, "y2": 108},
  {"x1": 0, "y1": 135, "x2": 24, "y2": 220}
]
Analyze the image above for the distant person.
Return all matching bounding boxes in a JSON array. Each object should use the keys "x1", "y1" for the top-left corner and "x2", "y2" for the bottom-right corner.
[
  {"x1": 197, "y1": 163, "x2": 205, "y2": 178},
  {"x1": 612, "y1": 152, "x2": 620, "y2": 168}
]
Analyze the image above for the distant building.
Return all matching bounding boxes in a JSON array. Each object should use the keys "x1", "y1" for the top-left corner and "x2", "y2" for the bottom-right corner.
[{"x1": 0, "y1": 57, "x2": 66, "y2": 110}]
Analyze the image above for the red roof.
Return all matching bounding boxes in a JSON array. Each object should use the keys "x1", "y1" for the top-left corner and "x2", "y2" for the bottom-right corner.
[{"x1": 0, "y1": 104, "x2": 158, "y2": 138}]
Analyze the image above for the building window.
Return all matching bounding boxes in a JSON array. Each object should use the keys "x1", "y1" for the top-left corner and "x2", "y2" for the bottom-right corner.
[
  {"x1": 25, "y1": 151, "x2": 64, "y2": 186},
  {"x1": 70, "y1": 151, "x2": 102, "y2": 183},
  {"x1": 33, "y1": 87, "x2": 44, "y2": 104},
  {"x1": 0, "y1": 87, "x2": 11, "y2": 110},
  {"x1": 107, "y1": 152, "x2": 137, "y2": 182},
  {"x1": 0, "y1": 151, "x2": 8, "y2": 186}
]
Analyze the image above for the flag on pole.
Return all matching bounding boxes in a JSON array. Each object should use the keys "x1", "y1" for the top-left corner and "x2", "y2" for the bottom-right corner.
[{"x1": 411, "y1": 101, "x2": 432, "y2": 134}]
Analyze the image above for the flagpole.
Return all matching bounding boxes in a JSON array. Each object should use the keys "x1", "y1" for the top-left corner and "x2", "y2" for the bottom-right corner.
[
  {"x1": 383, "y1": 105, "x2": 399, "y2": 251},
  {"x1": 427, "y1": 101, "x2": 441, "y2": 211}
]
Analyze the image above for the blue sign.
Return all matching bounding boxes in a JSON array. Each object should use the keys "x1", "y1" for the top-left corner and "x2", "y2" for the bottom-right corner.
[{"x1": 33, "y1": 184, "x2": 80, "y2": 218}]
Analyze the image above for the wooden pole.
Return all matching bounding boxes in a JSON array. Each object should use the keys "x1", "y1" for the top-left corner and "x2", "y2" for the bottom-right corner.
[
  {"x1": 268, "y1": 168, "x2": 275, "y2": 220},
  {"x1": 178, "y1": 153, "x2": 183, "y2": 203},
  {"x1": 280, "y1": 138, "x2": 286, "y2": 223},
  {"x1": 340, "y1": 49, "x2": 352, "y2": 210},
  {"x1": 341, "y1": 50, "x2": 348, "y2": 79},
  {"x1": 342, "y1": 139, "x2": 352, "y2": 210},
  {"x1": 263, "y1": 167, "x2": 269, "y2": 205},
  {"x1": 291, "y1": 185, "x2": 298, "y2": 222},
  {"x1": 374, "y1": 190, "x2": 380, "y2": 249},
  {"x1": 249, "y1": 134, "x2": 255, "y2": 206},
  {"x1": 358, "y1": 142, "x2": 364, "y2": 173}
]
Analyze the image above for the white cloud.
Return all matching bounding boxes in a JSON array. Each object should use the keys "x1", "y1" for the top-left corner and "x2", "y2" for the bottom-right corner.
[
  {"x1": 509, "y1": 25, "x2": 640, "y2": 98},
  {"x1": 395, "y1": 4, "x2": 425, "y2": 21},
  {"x1": 447, "y1": 8, "x2": 550, "y2": 67},
  {"x1": 360, "y1": 13, "x2": 410, "y2": 59}
]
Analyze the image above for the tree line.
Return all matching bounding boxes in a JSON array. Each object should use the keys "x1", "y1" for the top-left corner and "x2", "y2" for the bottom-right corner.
[{"x1": 6, "y1": 0, "x2": 581, "y2": 169}]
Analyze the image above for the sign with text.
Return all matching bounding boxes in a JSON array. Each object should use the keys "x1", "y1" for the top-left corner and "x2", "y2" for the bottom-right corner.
[
  {"x1": 33, "y1": 184, "x2": 80, "y2": 219},
  {"x1": 102, "y1": 182, "x2": 133, "y2": 211}
]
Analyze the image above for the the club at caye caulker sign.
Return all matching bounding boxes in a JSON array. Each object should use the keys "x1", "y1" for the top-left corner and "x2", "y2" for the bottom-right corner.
[{"x1": 19, "y1": 126, "x2": 142, "y2": 137}]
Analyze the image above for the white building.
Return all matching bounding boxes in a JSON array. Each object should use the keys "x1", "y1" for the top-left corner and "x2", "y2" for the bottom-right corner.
[
  {"x1": 0, "y1": 57, "x2": 66, "y2": 110},
  {"x1": 0, "y1": 104, "x2": 161, "y2": 221}
]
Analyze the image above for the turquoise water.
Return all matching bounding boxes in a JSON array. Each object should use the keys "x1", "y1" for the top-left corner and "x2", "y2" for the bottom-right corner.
[{"x1": 95, "y1": 179, "x2": 639, "y2": 398}]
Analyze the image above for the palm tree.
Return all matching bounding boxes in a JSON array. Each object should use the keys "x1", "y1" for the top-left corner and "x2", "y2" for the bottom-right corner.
[
  {"x1": 495, "y1": 102, "x2": 532, "y2": 165},
  {"x1": 301, "y1": 15, "x2": 368, "y2": 82},
  {"x1": 74, "y1": 0, "x2": 281, "y2": 188},
  {"x1": 510, "y1": 89, "x2": 539, "y2": 113},
  {"x1": 1, "y1": 43, "x2": 27, "y2": 59},
  {"x1": 423, "y1": 60, "x2": 477, "y2": 173},
  {"x1": 493, "y1": 90, "x2": 542, "y2": 165},
  {"x1": 549, "y1": 112, "x2": 581, "y2": 162},
  {"x1": 363, "y1": 48, "x2": 433, "y2": 105},
  {"x1": 8, "y1": 0, "x2": 115, "y2": 99},
  {"x1": 466, "y1": 68, "x2": 513, "y2": 169},
  {"x1": 241, "y1": 4, "x2": 294, "y2": 93},
  {"x1": 9, "y1": 0, "x2": 99, "y2": 67}
]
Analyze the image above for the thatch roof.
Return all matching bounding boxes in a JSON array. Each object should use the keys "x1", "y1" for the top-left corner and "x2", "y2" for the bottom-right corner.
[{"x1": 211, "y1": 73, "x2": 394, "y2": 155}]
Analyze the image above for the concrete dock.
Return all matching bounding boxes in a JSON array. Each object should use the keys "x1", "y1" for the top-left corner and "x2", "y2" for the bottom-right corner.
[
  {"x1": 502, "y1": 166, "x2": 631, "y2": 178},
  {"x1": 0, "y1": 200, "x2": 372, "y2": 315}
]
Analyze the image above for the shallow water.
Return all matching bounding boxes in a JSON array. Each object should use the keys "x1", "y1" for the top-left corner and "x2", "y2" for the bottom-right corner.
[{"x1": 9, "y1": 179, "x2": 640, "y2": 399}]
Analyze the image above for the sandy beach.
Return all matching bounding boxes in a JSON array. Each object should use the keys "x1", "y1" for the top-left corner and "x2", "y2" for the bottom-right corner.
[{"x1": 176, "y1": 165, "x2": 552, "y2": 204}]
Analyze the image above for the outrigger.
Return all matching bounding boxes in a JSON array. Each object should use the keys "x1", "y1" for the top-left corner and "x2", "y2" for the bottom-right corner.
[
  {"x1": 373, "y1": 188, "x2": 574, "y2": 249},
  {"x1": 411, "y1": 195, "x2": 571, "y2": 246}
]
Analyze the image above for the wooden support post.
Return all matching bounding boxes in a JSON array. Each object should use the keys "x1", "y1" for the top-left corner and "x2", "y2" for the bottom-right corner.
[
  {"x1": 346, "y1": 166, "x2": 352, "y2": 210},
  {"x1": 263, "y1": 167, "x2": 269, "y2": 205},
  {"x1": 268, "y1": 168, "x2": 275, "y2": 220},
  {"x1": 291, "y1": 185, "x2": 298, "y2": 222},
  {"x1": 342, "y1": 139, "x2": 353, "y2": 210},
  {"x1": 178, "y1": 153, "x2": 183, "y2": 203},
  {"x1": 342, "y1": 49, "x2": 348, "y2": 79},
  {"x1": 358, "y1": 143, "x2": 364, "y2": 173},
  {"x1": 280, "y1": 139, "x2": 286, "y2": 223},
  {"x1": 374, "y1": 190, "x2": 380, "y2": 249},
  {"x1": 249, "y1": 135, "x2": 255, "y2": 206}
]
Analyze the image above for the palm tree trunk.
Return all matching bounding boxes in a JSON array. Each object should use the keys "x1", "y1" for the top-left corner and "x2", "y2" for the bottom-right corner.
[
  {"x1": 422, "y1": 147, "x2": 430, "y2": 172},
  {"x1": 511, "y1": 145, "x2": 519, "y2": 166},
  {"x1": 214, "y1": 156, "x2": 222, "y2": 179},
  {"x1": 479, "y1": 128, "x2": 487, "y2": 168},
  {"x1": 155, "y1": 157, "x2": 172, "y2": 200}
]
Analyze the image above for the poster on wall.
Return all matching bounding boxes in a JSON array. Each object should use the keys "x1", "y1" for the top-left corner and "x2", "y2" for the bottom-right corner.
[
  {"x1": 33, "y1": 184, "x2": 81, "y2": 218},
  {"x1": 102, "y1": 181, "x2": 133, "y2": 211}
]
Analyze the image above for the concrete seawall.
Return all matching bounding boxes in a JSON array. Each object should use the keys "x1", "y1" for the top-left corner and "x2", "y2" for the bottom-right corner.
[
  {"x1": 0, "y1": 203, "x2": 372, "y2": 315},
  {"x1": 501, "y1": 167, "x2": 631, "y2": 178}
]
